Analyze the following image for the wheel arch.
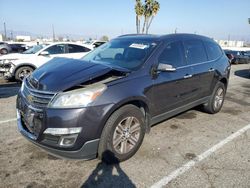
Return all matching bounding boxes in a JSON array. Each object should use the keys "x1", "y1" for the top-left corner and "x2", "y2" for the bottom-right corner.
[
  {"x1": 219, "y1": 77, "x2": 228, "y2": 88},
  {"x1": 13, "y1": 63, "x2": 37, "y2": 75},
  {"x1": 101, "y1": 97, "x2": 152, "y2": 136}
]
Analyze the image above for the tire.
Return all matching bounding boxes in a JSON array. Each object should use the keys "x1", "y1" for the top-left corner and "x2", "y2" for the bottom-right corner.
[
  {"x1": 15, "y1": 66, "x2": 34, "y2": 81},
  {"x1": 0, "y1": 48, "x2": 8, "y2": 54},
  {"x1": 98, "y1": 104, "x2": 146, "y2": 164},
  {"x1": 203, "y1": 82, "x2": 226, "y2": 114}
]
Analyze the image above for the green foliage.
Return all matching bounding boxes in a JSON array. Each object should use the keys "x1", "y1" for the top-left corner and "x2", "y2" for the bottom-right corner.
[
  {"x1": 16, "y1": 39, "x2": 24, "y2": 42},
  {"x1": 100, "y1": 35, "x2": 109, "y2": 41}
]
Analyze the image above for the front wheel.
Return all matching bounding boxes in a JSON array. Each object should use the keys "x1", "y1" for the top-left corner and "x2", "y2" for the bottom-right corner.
[
  {"x1": 203, "y1": 82, "x2": 226, "y2": 114},
  {"x1": 98, "y1": 105, "x2": 146, "y2": 163},
  {"x1": 15, "y1": 66, "x2": 34, "y2": 81}
]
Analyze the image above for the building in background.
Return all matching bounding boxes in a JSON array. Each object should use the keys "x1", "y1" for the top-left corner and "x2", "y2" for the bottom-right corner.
[
  {"x1": 16, "y1": 35, "x2": 31, "y2": 42},
  {"x1": 0, "y1": 34, "x2": 3, "y2": 41},
  {"x1": 216, "y1": 40, "x2": 244, "y2": 48}
]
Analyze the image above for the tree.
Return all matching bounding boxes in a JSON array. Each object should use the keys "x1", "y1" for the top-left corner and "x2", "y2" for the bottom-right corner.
[
  {"x1": 100, "y1": 35, "x2": 109, "y2": 41},
  {"x1": 135, "y1": 0, "x2": 144, "y2": 34},
  {"x1": 134, "y1": 0, "x2": 160, "y2": 34},
  {"x1": 146, "y1": 0, "x2": 160, "y2": 34}
]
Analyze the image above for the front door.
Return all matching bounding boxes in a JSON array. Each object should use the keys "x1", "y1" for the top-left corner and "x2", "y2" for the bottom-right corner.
[
  {"x1": 152, "y1": 41, "x2": 198, "y2": 117},
  {"x1": 36, "y1": 44, "x2": 67, "y2": 67}
]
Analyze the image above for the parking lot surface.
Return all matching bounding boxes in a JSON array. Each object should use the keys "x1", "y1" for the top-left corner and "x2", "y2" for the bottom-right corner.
[{"x1": 0, "y1": 64, "x2": 249, "y2": 188}]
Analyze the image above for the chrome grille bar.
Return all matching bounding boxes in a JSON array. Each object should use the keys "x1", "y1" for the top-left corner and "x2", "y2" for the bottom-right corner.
[{"x1": 22, "y1": 79, "x2": 55, "y2": 109}]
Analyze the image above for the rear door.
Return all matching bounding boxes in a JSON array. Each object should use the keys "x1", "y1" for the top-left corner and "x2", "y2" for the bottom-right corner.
[
  {"x1": 152, "y1": 41, "x2": 196, "y2": 116},
  {"x1": 66, "y1": 44, "x2": 91, "y2": 59},
  {"x1": 183, "y1": 39, "x2": 215, "y2": 99}
]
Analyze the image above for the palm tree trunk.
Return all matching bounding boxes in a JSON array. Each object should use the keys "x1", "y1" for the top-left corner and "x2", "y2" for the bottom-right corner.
[
  {"x1": 142, "y1": 17, "x2": 148, "y2": 34},
  {"x1": 138, "y1": 18, "x2": 141, "y2": 34},
  {"x1": 146, "y1": 16, "x2": 154, "y2": 34},
  {"x1": 136, "y1": 15, "x2": 139, "y2": 34}
]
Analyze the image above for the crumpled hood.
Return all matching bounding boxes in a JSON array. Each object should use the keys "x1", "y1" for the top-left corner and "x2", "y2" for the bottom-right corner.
[
  {"x1": 30, "y1": 58, "x2": 129, "y2": 92},
  {"x1": 0, "y1": 53, "x2": 34, "y2": 61}
]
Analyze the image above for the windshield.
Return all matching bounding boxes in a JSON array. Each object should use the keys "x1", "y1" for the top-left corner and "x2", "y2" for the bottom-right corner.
[
  {"x1": 22, "y1": 45, "x2": 46, "y2": 54},
  {"x1": 82, "y1": 38, "x2": 158, "y2": 71}
]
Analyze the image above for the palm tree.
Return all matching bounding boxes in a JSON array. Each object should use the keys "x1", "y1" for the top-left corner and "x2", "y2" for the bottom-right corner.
[
  {"x1": 135, "y1": 0, "x2": 144, "y2": 34},
  {"x1": 136, "y1": 0, "x2": 160, "y2": 34},
  {"x1": 146, "y1": 1, "x2": 160, "y2": 34},
  {"x1": 142, "y1": 0, "x2": 152, "y2": 34}
]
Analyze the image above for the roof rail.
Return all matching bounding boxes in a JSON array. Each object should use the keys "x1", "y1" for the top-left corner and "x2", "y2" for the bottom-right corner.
[
  {"x1": 118, "y1": 34, "x2": 138, "y2": 37},
  {"x1": 118, "y1": 34, "x2": 153, "y2": 38}
]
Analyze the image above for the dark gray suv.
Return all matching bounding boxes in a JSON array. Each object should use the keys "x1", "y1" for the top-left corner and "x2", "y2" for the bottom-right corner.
[{"x1": 16, "y1": 34, "x2": 230, "y2": 162}]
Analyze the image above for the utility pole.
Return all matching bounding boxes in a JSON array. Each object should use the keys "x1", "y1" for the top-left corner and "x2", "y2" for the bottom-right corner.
[
  {"x1": 52, "y1": 24, "x2": 55, "y2": 42},
  {"x1": 4, "y1": 22, "x2": 7, "y2": 41},
  {"x1": 227, "y1": 34, "x2": 231, "y2": 47},
  {"x1": 10, "y1": 30, "x2": 13, "y2": 41},
  {"x1": 174, "y1": 28, "x2": 178, "y2": 34},
  {"x1": 248, "y1": 18, "x2": 250, "y2": 29}
]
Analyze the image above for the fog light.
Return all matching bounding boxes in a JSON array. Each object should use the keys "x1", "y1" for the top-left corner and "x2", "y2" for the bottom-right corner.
[
  {"x1": 59, "y1": 134, "x2": 78, "y2": 147},
  {"x1": 43, "y1": 127, "x2": 82, "y2": 135}
]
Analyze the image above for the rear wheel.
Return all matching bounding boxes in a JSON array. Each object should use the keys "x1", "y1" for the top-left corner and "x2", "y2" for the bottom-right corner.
[
  {"x1": 0, "y1": 48, "x2": 8, "y2": 54},
  {"x1": 203, "y1": 82, "x2": 226, "y2": 114},
  {"x1": 98, "y1": 105, "x2": 146, "y2": 163},
  {"x1": 15, "y1": 66, "x2": 34, "y2": 81}
]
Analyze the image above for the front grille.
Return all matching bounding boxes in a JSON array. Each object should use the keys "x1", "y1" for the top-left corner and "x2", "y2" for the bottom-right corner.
[{"x1": 22, "y1": 79, "x2": 55, "y2": 109}]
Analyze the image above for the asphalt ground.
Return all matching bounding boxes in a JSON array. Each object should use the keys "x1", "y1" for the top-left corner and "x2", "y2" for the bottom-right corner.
[{"x1": 0, "y1": 64, "x2": 249, "y2": 188}]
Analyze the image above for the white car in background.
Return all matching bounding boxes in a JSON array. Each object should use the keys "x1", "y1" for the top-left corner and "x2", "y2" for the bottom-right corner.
[{"x1": 0, "y1": 42, "x2": 92, "y2": 81}]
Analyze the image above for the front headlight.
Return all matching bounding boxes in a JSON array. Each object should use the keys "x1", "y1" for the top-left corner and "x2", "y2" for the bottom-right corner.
[
  {"x1": 3, "y1": 59, "x2": 17, "y2": 64},
  {"x1": 49, "y1": 83, "x2": 107, "y2": 108}
]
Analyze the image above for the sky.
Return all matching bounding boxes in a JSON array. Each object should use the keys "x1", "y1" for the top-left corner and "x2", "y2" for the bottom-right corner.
[{"x1": 0, "y1": 0, "x2": 250, "y2": 41}]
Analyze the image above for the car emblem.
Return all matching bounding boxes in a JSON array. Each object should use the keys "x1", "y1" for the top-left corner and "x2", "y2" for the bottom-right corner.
[{"x1": 27, "y1": 95, "x2": 34, "y2": 102}]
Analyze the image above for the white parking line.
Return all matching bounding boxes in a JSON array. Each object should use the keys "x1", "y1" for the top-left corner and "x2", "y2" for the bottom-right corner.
[
  {"x1": 151, "y1": 123, "x2": 250, "y2": 188},
  {"x1": 0, "y1": 118, "x2": 17, "y2": 124}
]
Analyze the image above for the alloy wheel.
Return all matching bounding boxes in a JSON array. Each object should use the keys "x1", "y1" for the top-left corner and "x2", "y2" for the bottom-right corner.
[
  {"x1": 112, "y1": 116, "x2": 141, "y2": 154},
  {"x1": 213, "y1": 87, "x2": 224, "y2": 111},
  {"x1": 19, "y1": 69, "x2": 32, "y2": 80}
]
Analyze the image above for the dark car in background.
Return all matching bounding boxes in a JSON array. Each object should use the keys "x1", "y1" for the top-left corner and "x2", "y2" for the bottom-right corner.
[
  {"x1": 224, "y1": 50, "x2": 236, "y2": 64},
  {"x1": 224, "y1": 50, "x2": 250, "y2": 64},
  {"x1": 16, "y1": 34, "x2": 230, "y2": 163},
  {"x1": 0, "y1": 42, "x2": 12, "y2": 54},
  {"x1": 8, "y1": 43, "x2": 27, "y2": 53}
]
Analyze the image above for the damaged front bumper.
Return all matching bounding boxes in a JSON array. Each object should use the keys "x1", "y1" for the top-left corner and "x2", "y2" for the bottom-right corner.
[
  {"x1": 17, "y1": 109, "x2": 100, "y2": 160},
  {"x1": 16, "y1": 89, "x2": 115, "y2": 160},
  {"x1": 0, "y1": 61, "x2": 15, "y2": 79}
]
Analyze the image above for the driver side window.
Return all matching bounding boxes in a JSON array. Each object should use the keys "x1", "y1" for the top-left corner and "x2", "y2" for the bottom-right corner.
[{"x1": 158, "y1": 41, "x2": 185, "y2": 68}]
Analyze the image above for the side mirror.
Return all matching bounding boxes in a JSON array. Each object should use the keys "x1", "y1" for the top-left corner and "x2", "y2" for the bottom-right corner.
[
  {"x1": 157, "y1": 63, "x2": 176, "y2": 72},
  {"x1": 39, "y1": 51, "x2": 49, "y2": 56}
]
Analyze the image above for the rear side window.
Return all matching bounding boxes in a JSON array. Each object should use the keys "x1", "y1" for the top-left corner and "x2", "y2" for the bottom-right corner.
[
  {"x1": 46, "y1": 44, "x2": 66, "y2": 54},
  {"x1": 67, "y1": 44, "x2": 91, "y2": 53},
  {"x1": 184, "y1": 40, "x2": 207, "y2": 64},
  {"x1": 158, "y1": 41, "x2": 185, "y2": 67},
  {"x1": 204, "y1": 41, "x2": 222, "y2": 60}
]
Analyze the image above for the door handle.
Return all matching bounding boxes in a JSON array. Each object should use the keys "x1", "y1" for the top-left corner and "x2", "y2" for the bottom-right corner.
[
  {"x1": 184, "y1": 74, "x2": 192, "y2": 79},
  {"x1": 208, "y1": 68, "x2": 215, "y2": 72}
]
